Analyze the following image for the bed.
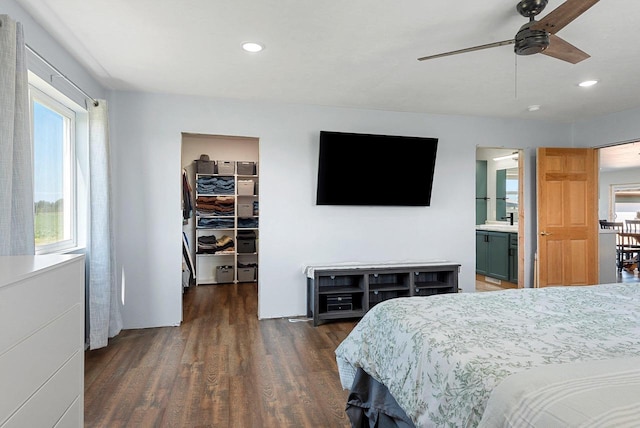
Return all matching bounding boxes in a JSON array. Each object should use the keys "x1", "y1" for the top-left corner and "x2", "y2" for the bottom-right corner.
[{"x1": 335, "y1": 283, "x2": 640, "y2": 427}]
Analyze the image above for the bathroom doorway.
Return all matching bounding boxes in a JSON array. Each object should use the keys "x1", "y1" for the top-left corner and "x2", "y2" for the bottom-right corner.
[{"x1": 476, "y1": 147, "x2": 524, "y2": 291}]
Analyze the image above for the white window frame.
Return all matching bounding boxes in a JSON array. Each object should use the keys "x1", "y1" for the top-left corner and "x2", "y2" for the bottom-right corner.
[
  {"x1": 29, "y1": 76, "x2": 85, "y2": 254},
  {"x1": 610, "y1": 183, "x2": 640, "y2": 221}
]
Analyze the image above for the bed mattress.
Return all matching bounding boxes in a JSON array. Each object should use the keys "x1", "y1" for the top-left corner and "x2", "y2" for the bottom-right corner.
[{"x1": 335, "y1": 283, "x2": 640, "y2": 427}]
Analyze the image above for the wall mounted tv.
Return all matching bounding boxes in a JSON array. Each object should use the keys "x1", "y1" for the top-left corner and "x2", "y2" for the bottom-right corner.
[{"x1": 316, "y1": 131, "x2": 438, "y2": 206}]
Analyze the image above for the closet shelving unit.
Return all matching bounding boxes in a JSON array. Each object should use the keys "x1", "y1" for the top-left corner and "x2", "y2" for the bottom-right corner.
[{"x1": 195, "y1": 160, "x2": 259, "y2": 284}]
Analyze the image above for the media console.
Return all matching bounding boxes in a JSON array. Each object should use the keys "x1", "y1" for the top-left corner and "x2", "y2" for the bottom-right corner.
[{"x1": 304, "y1": 261, "x2": 460, "y2": 326}]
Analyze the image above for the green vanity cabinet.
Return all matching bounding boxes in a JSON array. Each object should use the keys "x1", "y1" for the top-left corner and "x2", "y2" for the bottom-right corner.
[
  {"x1": 509, "y1": 233, "x2": 518, "y2": 283},
  {"x1": 476, "y1": 232, "x2": 489, "y2": 275},
  {"x1": 476, "y1": 230, "x2": 510, "y2": 281}
]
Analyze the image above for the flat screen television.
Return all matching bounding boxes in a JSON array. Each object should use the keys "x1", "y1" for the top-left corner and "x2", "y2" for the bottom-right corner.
[{"x1": 316, "y1": 131, "x2": 438, "y2": 206}]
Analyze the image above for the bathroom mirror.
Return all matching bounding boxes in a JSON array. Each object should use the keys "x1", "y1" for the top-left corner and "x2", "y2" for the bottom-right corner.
[
  {"x1": 476, "y1": 148, "x2": 520, "y2": 225},
  {"x1": 496, "y1": 167, "x2": 518, "y2": 222}
]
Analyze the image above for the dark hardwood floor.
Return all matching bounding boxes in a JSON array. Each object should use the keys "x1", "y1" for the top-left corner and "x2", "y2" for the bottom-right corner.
[
  {"x1": 475, "y1": 274, "x2": 518, "y2": 292},
  {"x1": 619, "y1": 267, "x2": 640, "y2": 283},
  {"x1": 84, "y1": 283, "x2": 358, "y2": 427}
]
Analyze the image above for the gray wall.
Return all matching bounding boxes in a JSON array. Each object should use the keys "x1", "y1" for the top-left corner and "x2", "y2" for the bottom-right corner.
[
  {"x1": 573, "y1": 107, "x2": 640, "y2": 221},
  {"x1": 109, "y1": 91, "x2": 571, "y2": 327},
  {"x1": 573, "y1": 107, "x2": 640, "y2": 148}
]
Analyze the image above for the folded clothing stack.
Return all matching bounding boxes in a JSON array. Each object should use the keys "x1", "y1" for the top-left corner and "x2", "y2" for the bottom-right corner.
[
  {"x1": 198, "y1": 217, "x2": 234, "y2": 229},
  {"x1": 196, "y1": 196, "x2": 234, "y2": 216},
  {"x1": 198, "y1": 235, "x2": 234, "y2": 254},
  {"x1": 196, "y1": 176, "x2": 235, "y2": 194},
  {"x1": 238, "y1": 217, "x2": 259, "y2": 229}
]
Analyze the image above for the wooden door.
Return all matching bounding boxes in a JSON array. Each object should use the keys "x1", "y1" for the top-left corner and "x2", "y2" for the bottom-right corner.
[{"x1": 537, "y1": 148, "x2": 599, "y2": 287}]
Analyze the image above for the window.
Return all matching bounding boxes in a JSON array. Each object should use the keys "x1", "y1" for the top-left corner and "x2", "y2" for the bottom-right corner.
[
  {"x1": 29, "y1": 75, "x2": 87, "y2": 254},
  {"x1": 612, "y1": 185, "x2": 640, "y2": 221},
  {"x1": 505, "y1": 168, "x2": 519, "y2": 215}
]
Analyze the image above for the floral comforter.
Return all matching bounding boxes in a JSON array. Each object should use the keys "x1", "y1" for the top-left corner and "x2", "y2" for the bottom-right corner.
[{"x1": 335, "y1": 283, "x2": 640, "y2": 427}]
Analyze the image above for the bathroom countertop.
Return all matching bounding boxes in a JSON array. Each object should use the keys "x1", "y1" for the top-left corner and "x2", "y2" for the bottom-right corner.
[{"x1": 475, "y1": 223, "x2": 518, "y2": 233}]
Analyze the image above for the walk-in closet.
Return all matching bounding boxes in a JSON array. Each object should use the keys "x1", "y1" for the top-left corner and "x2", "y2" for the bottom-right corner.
[{"x1": 181, "y1": 133, "x2": 259, "y2": 289}]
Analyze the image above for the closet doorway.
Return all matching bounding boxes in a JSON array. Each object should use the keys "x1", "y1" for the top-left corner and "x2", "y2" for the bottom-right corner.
[{"x1": 181, "y1": 133, "x2": 260, "y2": 301}]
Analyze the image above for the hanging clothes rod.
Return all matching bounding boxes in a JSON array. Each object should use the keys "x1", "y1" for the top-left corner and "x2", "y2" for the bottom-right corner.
[{"x1": 25, "y1": 43, "x2": 99, "y2": 107}]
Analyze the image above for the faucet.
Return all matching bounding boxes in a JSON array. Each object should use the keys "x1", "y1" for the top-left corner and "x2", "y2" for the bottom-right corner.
[{"x1": 501, "y1": 212, "x2": 514, "y2": 226}]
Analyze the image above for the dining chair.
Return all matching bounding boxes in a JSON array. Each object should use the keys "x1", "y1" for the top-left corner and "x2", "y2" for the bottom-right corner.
[
  {"x1": 625, "y1": 219, "x2": 640, "y2": 233},
  {"x1": 624, "y1": 220, "x2": 640, "y2": 269},
  {"x1": 617, "y1": 232, "x2": 640, "y2": 272},
  {"x1": 599, "y1": 220, "x2": 624, "y2": 231}
]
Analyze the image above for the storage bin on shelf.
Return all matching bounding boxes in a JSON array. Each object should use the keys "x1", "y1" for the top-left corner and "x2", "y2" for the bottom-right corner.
[
  {"x1": 216, "y1": 160, "x2": 235, "y2": 175},
  {"x1": 238, "y1": 203, "x2": 253, "y2": 218},
  {"x1": 237, "y1": 179, "x2": 255, "y2": 195},
  {"x1": 237, "y1": 262, "x2": 258, "y2": 282},
  {"x1": 237, "y1": 266, "x2": 256, "y2": 282},
  {"x1": 237, "y1": 230, "x2": 257, "y2": 253},
  {"x1": 196, "y1": 160, "x2": 215, "y2": 174},
  {"x1": 216, "y1": 265, "x2": 234, "y2": 283},
  {"x1": 196, "y1": 154, "x2": 215, "y2": 173},
  {"x1": 237, "y1": 161, "x2": 256, "y2": 175}
]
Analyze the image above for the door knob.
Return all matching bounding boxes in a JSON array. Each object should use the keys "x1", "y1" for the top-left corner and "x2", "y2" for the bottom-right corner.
[{"x1": 540, "y1": 231, "x2": 552, "y2": 236}]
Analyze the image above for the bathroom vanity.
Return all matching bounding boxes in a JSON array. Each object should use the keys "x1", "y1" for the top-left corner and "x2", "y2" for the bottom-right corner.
[{"x1": 476, "y1": 223, "x2": 518, "y2": 283}]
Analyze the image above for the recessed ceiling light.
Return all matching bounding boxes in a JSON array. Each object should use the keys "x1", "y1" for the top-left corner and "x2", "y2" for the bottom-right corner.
[
  {"x1": 578, "y1": 80, "x2": 598, "y2": 87},
  {"x1": 527, "y1": 105, "x2": 541, "y2": 112},
  {"x1": 242, "y1": 42, "x2": 264, "y2": 53}
]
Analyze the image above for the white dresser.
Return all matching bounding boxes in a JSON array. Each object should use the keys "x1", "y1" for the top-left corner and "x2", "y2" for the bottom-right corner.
[{"x1": 0, "y1": 255, "x2": 85, "y2": 427}]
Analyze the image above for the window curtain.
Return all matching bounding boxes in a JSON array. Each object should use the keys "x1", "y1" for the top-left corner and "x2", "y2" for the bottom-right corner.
[
  {"x1": 0, "y1": 15, "x2": 35, "y2": 256},
  {"x1": 88, "y1": 100, "x2": 122, "y2": 349}
]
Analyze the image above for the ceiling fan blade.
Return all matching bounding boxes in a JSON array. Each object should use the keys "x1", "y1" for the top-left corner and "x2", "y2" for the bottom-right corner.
[
  {"x1": 417, "y1": 39, "x2": 514, "y2": 61},
  {"x1": 531, "y1": 0, "x2": 599, "y2": 35},
  {"x1": 542, "y1": 34, "x2": 590, "y2": 64}
]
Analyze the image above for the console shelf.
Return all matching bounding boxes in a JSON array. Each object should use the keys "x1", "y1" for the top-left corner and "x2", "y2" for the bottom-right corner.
[{"x1": 305, "y1": 261, "x2": 460, "y2": 326}]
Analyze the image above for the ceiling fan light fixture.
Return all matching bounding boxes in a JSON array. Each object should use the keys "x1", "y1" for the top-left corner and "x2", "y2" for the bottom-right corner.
[
  {"x1": 241, "y1": 42, "x2": 264, "y2": 53},
  {"x1": 417, "y1": 0, "x2": 597, "y2": 65},
  {"x1": 527, "y1": 104, "x2": 541, "y2": 112},
  {"x1": 514, "y1": 22, "x2": 549, "y2": 56},
  {"x1": 578, "y1": 79, "x2": 598, "y2": 87}
]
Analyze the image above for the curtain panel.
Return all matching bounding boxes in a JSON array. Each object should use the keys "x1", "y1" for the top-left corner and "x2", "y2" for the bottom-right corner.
[
  {"x1": 0, "y1": 15, "x2": 35, "y2": 256},
  {"x1": 88, "y1": 100, "x2": 122, "y2": 349}
]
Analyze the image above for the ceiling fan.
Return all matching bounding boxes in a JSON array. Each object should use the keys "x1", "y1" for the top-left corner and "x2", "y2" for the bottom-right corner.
[{"x1": 418, "y1": 0, "x2": 599, "y2": 64}]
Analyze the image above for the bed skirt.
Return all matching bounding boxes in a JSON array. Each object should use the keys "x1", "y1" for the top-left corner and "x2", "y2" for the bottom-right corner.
[{"x1": 346, "y1": 368, "x2": 416, "y2": 428}]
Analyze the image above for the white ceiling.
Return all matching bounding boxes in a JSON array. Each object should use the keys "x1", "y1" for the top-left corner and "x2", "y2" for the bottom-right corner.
[
  {"x1": 599, "y1": 142, "x2": 640, "y2": 172},
  {"x1": 14, "y1": 0, "x2": 640, "y2": 123}
]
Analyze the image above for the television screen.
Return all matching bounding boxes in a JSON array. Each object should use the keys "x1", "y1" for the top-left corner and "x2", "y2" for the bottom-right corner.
[{"x1": 316, "y1": 131, "x2": 438, "y2": 206}]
